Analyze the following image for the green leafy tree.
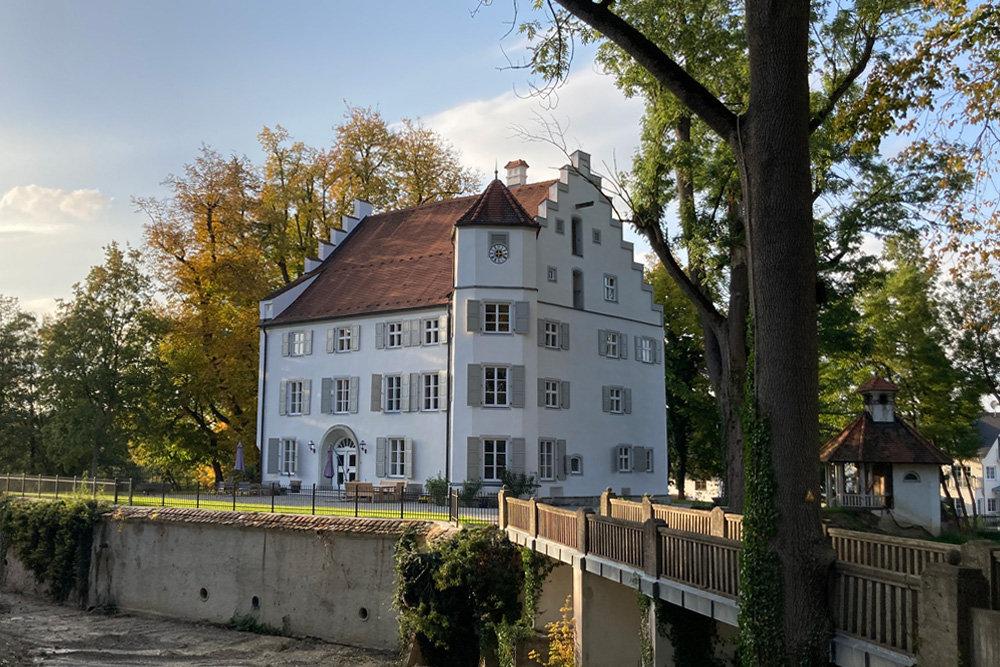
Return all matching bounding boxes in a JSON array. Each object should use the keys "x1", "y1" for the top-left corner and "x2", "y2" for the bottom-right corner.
[
  {"x1": 39, "y1": 244, "x2": 166, "y2": 477},
  {"x1": 945, "y1": 267, "x2": 1000, "y2": 409},
  {"x1": 0, "y1": 296, "x2": 44, "y2": 473}
]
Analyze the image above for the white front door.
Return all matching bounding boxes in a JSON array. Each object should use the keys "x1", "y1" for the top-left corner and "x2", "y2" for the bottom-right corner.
[{"x1": 334, "y1": 437, "x2": 357, "y2": 486}]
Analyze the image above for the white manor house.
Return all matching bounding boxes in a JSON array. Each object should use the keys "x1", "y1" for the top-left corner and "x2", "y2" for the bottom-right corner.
[{"x1": 255, "y1": 152, "x2": 667, "y2": 497}]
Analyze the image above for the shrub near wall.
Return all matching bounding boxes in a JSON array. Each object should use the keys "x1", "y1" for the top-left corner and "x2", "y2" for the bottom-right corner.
[{"x1": 0, "y1": 495, "x2": 107, "y2": 603}]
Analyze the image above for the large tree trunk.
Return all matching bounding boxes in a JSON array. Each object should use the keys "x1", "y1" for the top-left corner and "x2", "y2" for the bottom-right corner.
[{"x1": 741, "y1": 0, "x2": 831, "y2": 662}]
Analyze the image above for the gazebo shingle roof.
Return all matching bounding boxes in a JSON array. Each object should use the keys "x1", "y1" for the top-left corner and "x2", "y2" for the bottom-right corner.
[{"x1": 820, "y1": 413, "x2": 951, "y2": 465}]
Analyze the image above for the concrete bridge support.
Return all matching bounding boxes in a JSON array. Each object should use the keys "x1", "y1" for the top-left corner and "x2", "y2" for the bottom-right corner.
[{"x1": 573, "y1": 566, "x2": 643, "y2": 667}]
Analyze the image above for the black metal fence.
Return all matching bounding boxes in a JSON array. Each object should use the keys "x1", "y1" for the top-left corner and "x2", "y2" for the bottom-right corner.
[{"x1": 0, "y1": 473, "x2": 500, "y2": 526}]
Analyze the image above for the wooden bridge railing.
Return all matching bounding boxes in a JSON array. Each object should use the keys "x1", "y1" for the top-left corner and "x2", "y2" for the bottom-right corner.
[
  {"x1": 606, "y1": 494, "x2": 743, "y2": 541},
  {"x1": 659, "y1": 527, "x2": 741, "y2": 598},
  {"x1": 831, "y1": 561, "x2": 920, "y2": 655},
  {"x1": 588, "y1": 514, "x2": 645, "y2": 569},
  {"x1": 828, "y1": 527, "x2": 958, "y2": 575}
]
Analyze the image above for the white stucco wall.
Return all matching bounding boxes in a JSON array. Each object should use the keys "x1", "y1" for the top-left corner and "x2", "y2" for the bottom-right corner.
[{"x1": 892, "y1": 464, "x2": 942, "y2": 536}]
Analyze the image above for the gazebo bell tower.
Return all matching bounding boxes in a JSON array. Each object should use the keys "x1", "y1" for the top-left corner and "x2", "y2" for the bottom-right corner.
[{"x1": 860, "y1": 376, "x2": 899, "y2": 423}]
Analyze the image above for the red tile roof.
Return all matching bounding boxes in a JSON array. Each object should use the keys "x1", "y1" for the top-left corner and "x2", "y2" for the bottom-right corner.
[
  {"x1": 820, "y1": 413, "x2": 952, "y2": 464},
  {"x1": 455, "y1": 179, "x2": 540, "y2": 228},
  {"x1": 856, "y1": 377, "x2": 900, "y2": 393},
  {"x1": 505, "y1": 159, "x2": 529, "y2": 169},
  {"x1": 266, "y1": 180, "x2": 557, "y2": 326}
]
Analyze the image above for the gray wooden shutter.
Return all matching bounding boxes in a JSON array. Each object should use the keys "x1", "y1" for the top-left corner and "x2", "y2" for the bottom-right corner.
[
  {"x1": 624, "y1": 388, "x2": 632, "y2": 414},
  {"x1": 301, "y1": 380, "x2": 311, "y2": 414},
  {"x1": 598, "y1": 330, "x2": 607, "y2": 356},
  {"x1": 370, "y1": 374, "x2": 383, "y2": 412},
  {"x1": 349, "y1": 376, "x2": 359, "y2": 413},
  {"x1": 511, "y1": 365, "x2": 526, "y2": 408},
  {"x1": 351, "y1": 324, "x2": 360, "y2": 351},
  {"x1": 620, "y1": 334, "x2": 628, "y2": 359},
  {"x1": 376, "y1": 438, "x2": 386, "y2": 478},
  {"x1": 537, "y1": 319, "x2": 545, "y2": 346},
  {"x1": 402, "y1": 320, "x2": 412, "y2": 347},
  {"x1": 304, "y1": 331, "x2": 313, "y2": 355},
  {"x1": 602, "y1": 385, "x2": 611, "y2": 412},
  {"x1": 400, "y1": 375, "x2": 411, "y2": 412},
  {"x1": 467, "y1": 364, "x2": 482, "y2": 407},
  {"x1": 410, "y1": 319, "x2": 422, "y2": 346},
  {"x1": 634, "y1": 336, "x2": 641, "y2": 362},
  {"x1": 404, "y1": 438, "x2": 414, "y2": 479},
  {"x1": 267, "y1": 438, "x2": 280, "y2": 473},
  {"x1": 556, "y1": 439, "x2": 567, "y2": 480},
  {"x1": 634, "y1": 446, "x2": 646, "y2": 473},
  {"x1": 439, "y1": 314, "x2": 449, "y2": 341},
  {"x1": 511, "y1": 438, "x2": 526, "y2": 474},
  {"x1": 467, "y1": 300, "x2": 482, "y2": 332},
  {"x1": 514, "y1": 301, "x2": 530, "y2": 333},
  {"x1": 560, "y1": 322, "x2": 570, "y2": 350},
  {"x1": 438, "y1": 370, "x2": 448, "y2": 411},
  {"x1": 655, "y1": 340, "x2": 661, "y2": 364},
  {"x1": 327, "y1": 328, "x2": 335, "y2": 353},
  {"x1": 281, "y1": 333, "x2": 290, "y2": 357},
  {"x1": 279, "y1": 380, "x2": 288, "y2": 415},
  {"x1": 321, "y1": 377, "x2": 332, "y2": 414},
  {"x1": 409, "y1": 373, "x2": 420, "y2": 412},
  {"x1": 646, "y1": 448, "x2": 654, "y2": 473},
  {"x1": 375, "y1": 322, "x2": 385, "y2": 349},
  {"x1": 467, "y1": 437, "x2": 480, "y2": 480},
  {"x1": 560, "y1": 381, "x2": 570, "y2": 409},
  {"x1": 537, "y1": 378, "x2": 546, "y2": 407}
]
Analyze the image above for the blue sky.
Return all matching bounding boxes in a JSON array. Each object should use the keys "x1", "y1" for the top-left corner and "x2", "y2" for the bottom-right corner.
[{"x1": 0, "y1": 1, "x2": 646, "y2": 315}]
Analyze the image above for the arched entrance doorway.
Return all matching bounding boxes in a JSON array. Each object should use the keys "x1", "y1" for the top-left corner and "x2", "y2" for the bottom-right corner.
[{"x1": 319, "y1": 425, "x2": 359, "y2": 490}]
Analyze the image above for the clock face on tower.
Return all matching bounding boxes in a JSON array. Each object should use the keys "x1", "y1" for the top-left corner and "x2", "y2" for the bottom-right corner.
[{"x1": 488, "y1": 243, "x2": 509, "y2": 264}]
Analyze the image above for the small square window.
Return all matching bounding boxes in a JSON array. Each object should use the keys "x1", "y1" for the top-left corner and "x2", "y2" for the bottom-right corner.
[
  {"x1": 555, "y1": 219, "x2": 565, "y2": 235},
  {"x1": 387, "y1": 322, "x2": 403, "y2": 348},
  {"x1": 547, "y1": 266, "x2": 558, "y2": 282},
  {"x1": 592, "y1": 229, "x2": 601, "y2": 244},
  {"x1": 603, "y1": 274, "x2": 617, "y2": 302}
]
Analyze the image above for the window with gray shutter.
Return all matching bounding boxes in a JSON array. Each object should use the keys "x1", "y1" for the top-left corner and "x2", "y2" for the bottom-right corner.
[
  {"x1": 351, "y1": 324, "x2": 360, "y2": 351},
  {"x1": 560, "y1": 381, "x2": 570, "y2": 409},
  {"x1": 349, "y1": 376, "x2": 359, "y2": 413},
  {"x1": 620, "y1": 335, "x2": 628, "y2": 360},
  {"x1": 602, "y1": 385, "x2": 611, "y2": 412},
  {"x1": 560, "y1": 322, "x2": 570, "y2": 350},
  {"x1": 467, "y1": 300, "x2": 482, "y2": 332},
  {"x1": 556, "y1": 439, "x2": 567, "y2": 480},
  {"x1": 467, "y1": 437, "x2": 480, "y2": 480},
  {"x1": 438, "y1": 370, "x2": 449, "y2": 411},
  {"x1": 467, "y1": 364, "x2": 483, "y2": 407},
  {"x1": 370, "y1": 374, "x2": 383, "y2": 412},
  {"x1": 624, "y1": 388, "x2": 632, "y2": 414},
  {"x1": 281, "y1": 332, "x2": 290, "y2": 357},
  {"x1": 514, "y1": 302, "x2": 529, "y2": 333},
  {"x1": 438, "y1": 314, "x2": 449, "y2": 340},
  {"x1": 511, "y1": 365, "x2": 526, "y2": 408},
  {"x1": 409, "y1": 373, "x2": 420, "y2": 412},
  {"x1": 404, "y1": 438, "x2": 414, "y2": 479},
  {"x1": 511, "y1": 438, "x2": 526, "y2": 474},
  {"x1": 537, "y1": 378, "x2": 546, "y2": 407},
  {"x1": 303, "y1": 330, "x2": 313, "y2": 355},
  {"x1": 327, "y1": 328, "x2": 335, "y2": 354},
  {"x1": 321, "y1": 377, "x2": 333, "y2": 414},
  {"x1": 375, "y1": 322, "x2": 385, "y2": 349},
  {"x1": 400, "y1": 375, "x2": 411, "y2": 412},
  {"x1": 410, "y1": 319, "x2": 422, "y2": 346},
  {"x1": 301, "y1": 380, "x2": 311, "y2": 415},
  {"x1": 267, "y1": 438, "x2": 280, "y2": 474},
  {"x1": 598, "y1": 329, "x2": 607, "y2": 356},
  {"x1": 376, "y1": 437, "x2": 387, "y2": 478},
  {"x1": 279, "y1": 380, "x2": 287, "y2": 416},
  {"x1": 402, "y1": 320, "x2": 412, "y2": 347},
  {"x1": 537, "y1": 319, "x2": 545, "y2": 347}
]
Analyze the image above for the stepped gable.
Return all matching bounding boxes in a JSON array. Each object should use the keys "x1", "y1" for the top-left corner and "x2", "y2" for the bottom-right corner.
[
  {"x1": 267, "y1": 180, "x2": 556, "y2": 325},
  {"x1": 454, "y1": 178, "x2": 540, "y2": 228},
  {"x1": 820, "y1": 413, "x2": 952, "y2": 465}
]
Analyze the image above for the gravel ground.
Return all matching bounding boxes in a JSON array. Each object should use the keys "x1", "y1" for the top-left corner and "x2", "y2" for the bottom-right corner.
[{"x1": 0, "y1": 594, "x2": 402, "y2": 666}]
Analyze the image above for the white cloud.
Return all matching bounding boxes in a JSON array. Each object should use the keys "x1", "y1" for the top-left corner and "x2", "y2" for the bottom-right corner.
[{"x1": 0, "y1": 185, "x2": 110, "y2": 234}]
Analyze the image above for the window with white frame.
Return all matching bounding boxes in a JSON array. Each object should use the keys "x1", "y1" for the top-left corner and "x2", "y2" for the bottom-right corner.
[
  {"x1": 987, "y1": 466, "x2": 996, "y2": 480},
  {"x1": 639, "y1": 337, "x2": 655, "y2": 363},
  {"x1": 484, "y1": 366, "x2": 509, "y2": 407},
  {"x1": 695, "y1": 479, "x2": 707, "y2": 491},
  {"x1": 539, "y1": 440, "x2": 555, "y2": 481},
  {"x1": 424, "y1": 319, "x2": 440, "y2": 345},
  {"x1": 389, "y1": 438, "x2": 406, "y2": 478},
  {"x1": 387, "y1": 322, "x2": 403, "y2": 348},
  {"x1": 617, "y1": 445, "x2": 632, "y2": 473},
  {"x1": 592, "y1": 229, "x2": 602, "y2": 244},
  {"x1": 547, "y1": 266, "x2": 557, "y2": 282},
  {"x1": 334, "y1": 377, "x2": 350, "y2": 414},
  {"x1": 288, "y1": 380, "x2": 304, "y2": 415},
  {"x1": 989, "y1": 498, "x2": 998, "y2": 513},
  {"x1": 603, "y1": 274, "x2": 617, "y2": 302},
  {"x1": 608, "y1": 387, "x2": 623, "y2": 414},
  {"x1": 606, "y1": 331, "x2": 620, "y2": 358},
  {"x1": 645, "y1": 449, "x2": 654, "y2": 473},
  {"x1": 336, "y1": 327, "x2": 352, "y2": 353},
  {"x1": 422, "y1": 373, "x2": 440, "y2": 411},
  {"x1": 484, "y1": 303, "x2": 512, "y2": 333},
  {"x1": 291, "y1": 331, "x2": 307, "y2": 356},
  {"x1": 385, "y1": 375, "x2": 402, "y2": 412},
  {"x1": 281, "y1": 438, "x2": 297, "y2": 475},
  {"x1": 483, "y1": 438, "x2": 508, "y2": 481},
  {"x1": 544, "y1": 321, "x2": 559, "y2": 348},
  {"x1": 544, "y1": 380, "x2": 560, "y2": 409},
  {"x1": 555, "y1": 218, "x2": 565, "y2": 234},
  {"x1": 569, "y1": 455, "x2": 583, "y2": 475}
]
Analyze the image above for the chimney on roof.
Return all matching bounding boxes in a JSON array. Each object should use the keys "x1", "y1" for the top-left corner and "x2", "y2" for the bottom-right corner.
[{"x1": 505, "y1": 159, "x2": 529, "y2": 188}]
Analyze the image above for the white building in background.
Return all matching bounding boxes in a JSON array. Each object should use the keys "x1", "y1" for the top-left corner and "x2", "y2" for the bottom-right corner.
[
  {"x1": 255, "y1": 152, "x2": 668, "y2": 497},
  {"x1": 949, "y1": 414, "x2": 1000, "y2": 521}
]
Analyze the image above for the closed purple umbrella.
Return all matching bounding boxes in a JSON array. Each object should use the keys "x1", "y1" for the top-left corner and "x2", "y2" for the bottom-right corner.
[
  {"x1": 323, "y1": 447, "x2": 335, "y2": 479},
  {"x1": 234, "y1": 441, "x2": 245, "y2": 472}
]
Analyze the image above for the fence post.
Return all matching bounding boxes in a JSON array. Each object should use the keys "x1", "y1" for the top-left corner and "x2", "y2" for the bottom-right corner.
[
  {"x1": 576, "y1": 508, "x2": 592, "y2": 554},
  {"x1": 643, "y1": 518, "x2": 666, "y2": 578},
  {"x1": 21, "y1": 472, "x2": 26, "y2": 497},
  {"x1": 114, "y1": 478, "x2": 119, "y2": 505},
  {"x1": 54, "y1": 475, "x2": 60, "y2": 499},
  {"x1": 354, "y1": 486, "x2": 360, "y2": 517},
  {"x1": 400, "y1": 487, "x2": 405, "y2": 520},
  {"x1": 311, "y1": 483, "x2": 316, "y2": 516},
  {"x1": 710, "y1": 506, "x2": 726, "y2": 538},
  {"x1": 498, "y1": 486, "x2": 510, "y2": 529},
  {"x1": 128, "y1": 478, "x2": 133, "y2": 506},
  {"x1": 196, "y1": 481, "x2": 200, "y2": 509},
  {"x1": 599, "y1": 487, "x2": 615, "y2": 516},
  {"x1": 960, "y1": 540, "x2": 1000, "y2": 610},
  {"x1": 271, "y1": 483, "x2": 276, "y2": 513},
  {"x1": 37, "y1": 474, "x2": 42, "y2": 498},
  {"x1": 232, "y1": 483, "x2": 237, "y2": 511},
  {"x1": 528, "y1": 498, "x2": 538, "y2": 538},
  {"x1": 918, "y1": 563, "x2": 989, "y2": 667},
  {"x1": 72, "y1": 475, "x2": 77, "y2": 495},
  {"x1": 641, "y1": 494, "x2": 654, "y2": 521}
]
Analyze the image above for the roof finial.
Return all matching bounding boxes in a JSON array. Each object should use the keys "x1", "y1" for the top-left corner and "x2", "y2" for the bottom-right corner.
[{"x1": 494, "y1": 159, "x2": 498, "y2": 180}]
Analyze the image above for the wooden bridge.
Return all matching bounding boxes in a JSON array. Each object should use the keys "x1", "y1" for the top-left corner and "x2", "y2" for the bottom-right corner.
[{"x1": 500, "y1": 490, "x2": 1000, "y2": 667}]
